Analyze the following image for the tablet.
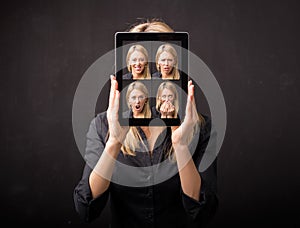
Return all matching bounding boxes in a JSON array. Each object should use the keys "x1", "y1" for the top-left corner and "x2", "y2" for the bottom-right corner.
[{"x1": 115, "y1": 32, "x2": 189, "y2": 126}]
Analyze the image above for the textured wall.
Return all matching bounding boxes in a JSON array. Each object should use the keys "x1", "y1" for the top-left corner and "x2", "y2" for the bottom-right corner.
[{"x1": 1, "y1": 0, "x2": 299, "y2": 227}]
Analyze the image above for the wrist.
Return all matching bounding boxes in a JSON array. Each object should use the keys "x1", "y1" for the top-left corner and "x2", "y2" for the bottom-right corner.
[
  {"x1": 106, "y1": 139, "x2": 122, "y2": 156},
  {"x1": 172, "y1": 143, "x2": 189, "y2": 151}
]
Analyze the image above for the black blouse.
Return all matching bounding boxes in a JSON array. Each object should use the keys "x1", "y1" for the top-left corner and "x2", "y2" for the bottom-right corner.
[{"x1": 73, "y1": 111, "x2": 218, "y2": 228}]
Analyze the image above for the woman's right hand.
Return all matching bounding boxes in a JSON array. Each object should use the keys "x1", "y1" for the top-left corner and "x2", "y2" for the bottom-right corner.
[{"x1": 106, "y1": 75, "x2": 129, "y2": 146}]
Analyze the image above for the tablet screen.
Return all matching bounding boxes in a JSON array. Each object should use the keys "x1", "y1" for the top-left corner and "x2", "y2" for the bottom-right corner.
[{"x1": 115, "y1": 32, "x2": 189, "y2": 126}]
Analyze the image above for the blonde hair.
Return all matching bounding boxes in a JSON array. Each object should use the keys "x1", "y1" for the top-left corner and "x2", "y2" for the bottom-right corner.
[
  {"x1": 126, "y1": 44, "x2": 151, "y2": 79},
  {"x1": 155, "y1": 43, "x2": 180, "y2": 79},
  {"x1": 156, "y1": 81, "x2": 179, "y2": 118},
  {"x1": 128, "y1": 18, "x2": 174, "y2": 32}
]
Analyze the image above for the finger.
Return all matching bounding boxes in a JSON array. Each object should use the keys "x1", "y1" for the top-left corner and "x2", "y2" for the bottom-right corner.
[
  {"x1": 165, "y1": 101, "x2": 170, "y2": 109},
  {"x1": 160, "y1": 102, "x2": 166, "y2": 110},
  {"x1": 186, "y1": 81, "x2": 197, "y2": 119},
  {"x1": 162, "y1": 107, "x2": 168, "y2": 114},
  {"x1": 160, "y1": 105, "x2": 164, "y2": 112},
  {"x1": 114, "y1": 76, "x2": 118, "y2": 90},
  {"x1": 186, "y1": 93, "x2": 192, "y2": 115},
  {"x1": 109, "y1": 75, "x2": 117, "y2": 107},
  {"x1": 161, "y1": 106, "x2": 167, "y2": 113},
  {"x1": 188, "y1": 80, "x2": 194, "y2": 101},
  {"x1": 185, "y1": 80, "x2": 193, "y2": 112},
  {"x1": 113, "y1": 90, "x2": 120, "y2": 115},
  {"x1": 188, "y1": 79, "x2": 193, "y2": 91},
  {"x1": 189, "y1": 82, "x2": 198, "y2": 118}
]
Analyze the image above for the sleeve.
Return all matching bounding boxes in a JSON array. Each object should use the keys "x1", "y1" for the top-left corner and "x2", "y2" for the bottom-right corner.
[
  {"x1": 181, "y1": 116, "x2": 219, "y2": 226},
  {"x1": 73, "y1": 113, "x2": 110, "y2": 222}
]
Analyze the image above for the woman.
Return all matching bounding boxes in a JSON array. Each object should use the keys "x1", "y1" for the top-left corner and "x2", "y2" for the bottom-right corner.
[
  {"x1": 123, "y1": 44, "x2": 151, "y2": 79},
  {"x1": 152, "y1": 43, "x2": 181, "y2": 80},
  {"x1": 73, "y1": 19, "x2": 218, "y2": 228},
  {"x1": 155, "y1": 81, "x2": 179, "y2": 118}
]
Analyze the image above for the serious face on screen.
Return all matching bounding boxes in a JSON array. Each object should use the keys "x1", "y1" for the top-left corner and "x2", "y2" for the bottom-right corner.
[
  {"x1": 158, "y1": 51, "x2": 175, "y2": 75},
  {"x1": 155, "y1": 43, "x2": 180, "y2": 80}
]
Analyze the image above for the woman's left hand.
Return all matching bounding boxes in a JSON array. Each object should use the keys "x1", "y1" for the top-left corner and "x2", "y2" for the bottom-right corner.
[{"x1": 171, "y1": 80, "x2": 199, "y2": 146}]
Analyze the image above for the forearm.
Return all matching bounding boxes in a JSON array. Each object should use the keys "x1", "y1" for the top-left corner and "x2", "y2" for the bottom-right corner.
[
  {"x1": 89, "y1": 139, "x2": 121, "y2": 198},
  {"x1": 174, "y1": 144, "x2": 201, "y2": 201}
]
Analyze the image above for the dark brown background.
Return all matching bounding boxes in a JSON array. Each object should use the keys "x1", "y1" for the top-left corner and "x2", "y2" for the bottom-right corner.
[{"x1": 1, "y1": 0, "x2": 299, "y2": 227}]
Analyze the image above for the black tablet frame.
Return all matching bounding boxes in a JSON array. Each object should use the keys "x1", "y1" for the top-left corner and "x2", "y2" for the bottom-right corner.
[{"x1": 115, "y1": 32, "x2": 189, "y2": 126}]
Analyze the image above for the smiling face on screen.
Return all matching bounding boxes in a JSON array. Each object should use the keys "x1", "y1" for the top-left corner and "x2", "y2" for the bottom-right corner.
[{"x1": 129, "y1": 50, "x2": 146, "y2": 77}]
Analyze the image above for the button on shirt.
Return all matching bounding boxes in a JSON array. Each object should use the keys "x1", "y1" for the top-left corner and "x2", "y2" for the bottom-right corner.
[{"x1": 73, "y1": 111, "x2": 218, "y2": 228}]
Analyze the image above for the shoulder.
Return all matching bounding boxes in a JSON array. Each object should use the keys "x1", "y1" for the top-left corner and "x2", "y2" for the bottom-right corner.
[
  {"x1": 95, "y1": 111, "x2": 108, "y2": 122},
  {"x1": 94, "y1": 111, "x2": 109, "y2": 137}
]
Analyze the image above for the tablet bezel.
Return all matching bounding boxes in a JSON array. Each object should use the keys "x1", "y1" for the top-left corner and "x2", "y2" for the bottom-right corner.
[{"x1": 115, "y1": 32, "x2": 189, "y2": 126}]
